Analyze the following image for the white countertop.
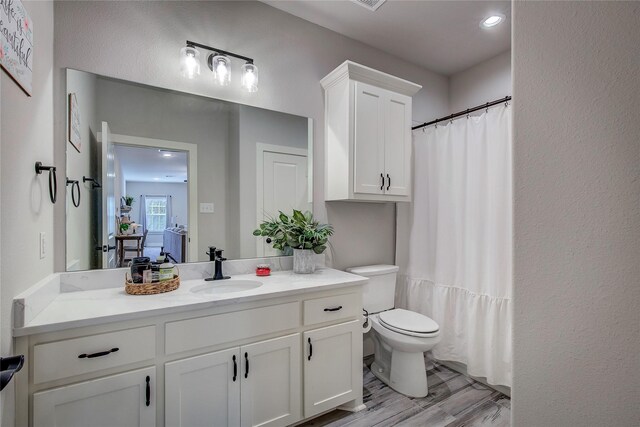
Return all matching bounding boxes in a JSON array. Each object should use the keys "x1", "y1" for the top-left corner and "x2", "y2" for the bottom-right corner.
[{"x1": 13, "y1": 268, "x2": 367, "y2": 337}]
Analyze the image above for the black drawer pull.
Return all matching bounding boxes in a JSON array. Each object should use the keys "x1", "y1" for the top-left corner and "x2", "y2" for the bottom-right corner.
[
  {"x1": 324, "y1": 306, "x2": 343, "y2": 312},
  {"x1": 387, "y1": 174, "x2": 391, "y2": 191},
  {"x1": 380, "y1": 173, "x2": 384, "y2": 190},
  {"x1": 145, "y1": 375, "x2": 151, "y2": 406},
  {"x1": 308, "y1": 338, "x2": 313, "y2": 361},
  {"x1": 78, "y1": 347, "x2": 119, "y2": 359},
  {"x1": 244, "y1": 352, "x2": 249, "y2": 379},
  {"x1": 232, "y1": 355, "x2": 237, "y2": 382}
]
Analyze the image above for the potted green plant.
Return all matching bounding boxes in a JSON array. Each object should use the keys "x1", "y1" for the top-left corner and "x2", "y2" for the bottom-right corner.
[
  {"x1": 123, "y1": 196, "x2": 135, "y2": 206},
  {"x1": 253, "y1": 210, "x2": 333, "y2": 274}
]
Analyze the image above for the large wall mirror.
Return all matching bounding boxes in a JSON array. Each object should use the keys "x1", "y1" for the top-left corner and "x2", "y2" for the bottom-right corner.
[{"x1": 65, "y1": 69, "x2": 313, "y2": 271}]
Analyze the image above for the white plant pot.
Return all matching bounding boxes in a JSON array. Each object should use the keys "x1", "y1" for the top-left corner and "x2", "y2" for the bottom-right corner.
[{"x1": 293, "y1": 249, "x2": 316, "y2": 274}]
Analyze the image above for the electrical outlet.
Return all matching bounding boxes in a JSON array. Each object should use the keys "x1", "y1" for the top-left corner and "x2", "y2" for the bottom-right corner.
[
  {"x1": 200, "y1": 203, "x2": 214, "y2": 214},
  {"x1": 39, "y1": 232, "x2": 46, "y2": 259}
]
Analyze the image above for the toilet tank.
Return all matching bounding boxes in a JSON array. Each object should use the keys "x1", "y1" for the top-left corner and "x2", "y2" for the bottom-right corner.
[{"x1": 346, "y1": 265, "x2": 399, "y2": 313}]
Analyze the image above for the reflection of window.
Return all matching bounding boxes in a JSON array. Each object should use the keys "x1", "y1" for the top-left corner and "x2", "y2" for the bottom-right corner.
[{"x1": 145, "y1": 197, "x2": 167, "y2": 232}]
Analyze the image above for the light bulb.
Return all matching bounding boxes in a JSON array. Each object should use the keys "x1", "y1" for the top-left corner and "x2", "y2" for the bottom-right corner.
[
  {"x1": 211, "y1": 54, "x2": 231, "y2": 86},
  {"x1": 180, "y1": 46, "x2": 201, "y2": 79},
  {"x1": 241, "y1": 62, "x2": 259, "y2": 93}
]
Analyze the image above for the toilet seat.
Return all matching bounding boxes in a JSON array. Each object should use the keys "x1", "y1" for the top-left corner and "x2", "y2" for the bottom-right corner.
[{"x1": 378, "y1": 309, "x2": 439, "y2": 338}]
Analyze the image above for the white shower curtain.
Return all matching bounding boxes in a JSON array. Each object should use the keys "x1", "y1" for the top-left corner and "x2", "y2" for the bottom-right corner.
[{"x1": 396, "y1": 105, "x2": 512, "y2": 387}]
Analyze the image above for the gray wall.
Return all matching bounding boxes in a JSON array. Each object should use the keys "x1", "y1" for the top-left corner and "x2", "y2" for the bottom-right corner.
[
  {"x1": 52, "y1": 0, "x2": 449, "y2": 271},
  {"x1": 0, "y1": 2, "x2": 55, "y2": 425},
  {"x1": 449, "y1": 50, "x2": 511, "y2": 112},
  {"x1": 512, "y1": 1, "x2": 640, "y2": 425}
]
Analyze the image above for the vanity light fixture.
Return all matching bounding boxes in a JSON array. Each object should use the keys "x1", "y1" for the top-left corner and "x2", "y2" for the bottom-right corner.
[
  {"x1": 480, "y1": 14, "x2": 505, "y2": 28},
  {"x1": 182, "y1": 40, "x2": 258, "y2": 92}
]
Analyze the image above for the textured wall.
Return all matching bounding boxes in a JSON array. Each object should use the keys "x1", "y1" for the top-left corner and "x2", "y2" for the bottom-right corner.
[
  {"x1": 53, "y1": 1, "x2": 449, "y2": 271},
  {"x1": 0, "y1": 2, "x2": 55, "y2": 425},
  {"x1": 449, "y1": 50, "x2": 511, "y2": 113},
  {"x1": 512, "y1": 1, "x2": 640, "y2": 425}
]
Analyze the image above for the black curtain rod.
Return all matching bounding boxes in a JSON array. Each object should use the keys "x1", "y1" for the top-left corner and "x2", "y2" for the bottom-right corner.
[{"x1": 412, "y1": 96, "x2": 512, "y2": 131}]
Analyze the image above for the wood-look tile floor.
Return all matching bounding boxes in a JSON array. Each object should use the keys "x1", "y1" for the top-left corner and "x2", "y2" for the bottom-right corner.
[{"x1": 300, "y1": 356, "x2": 510, "y2": 427}]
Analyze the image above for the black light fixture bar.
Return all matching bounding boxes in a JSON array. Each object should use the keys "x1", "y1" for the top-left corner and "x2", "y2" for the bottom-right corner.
[
  {"x1": 412, "y1": 96, "x2": 512, "y2": 130},
  {"x1": 186, "y1": 40, "x2": 254, "y2": 64}
]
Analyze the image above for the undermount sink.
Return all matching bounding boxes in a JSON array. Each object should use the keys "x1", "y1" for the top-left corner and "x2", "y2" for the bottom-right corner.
[{"x1": 191, "y1": 279, "x2": 263, "y2": 295}]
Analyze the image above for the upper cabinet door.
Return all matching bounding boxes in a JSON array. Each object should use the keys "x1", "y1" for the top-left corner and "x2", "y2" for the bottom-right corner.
[
  {"x1": 240, "y1": 334, "x2": 301, "y2": 427},
  {"x1": 353, "y1": 81, "x2": 386, "y2": 195},
  {"x1": 165, "y1": 348, "x2": 241, "y2": 427},
  {"x1": 384, "y1": 92, "x2": 412, "y2": 196},
  {"x1": 303, "y1": 320, "x2": 362, "y2": 418},
  {"x1": 33, "y1": 367, "x2": 155, "y2": 427}
]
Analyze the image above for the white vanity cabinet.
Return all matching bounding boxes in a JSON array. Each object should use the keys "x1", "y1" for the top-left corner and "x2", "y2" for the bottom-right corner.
[
  {"x1": 165, "y1": 334, "x2": 301, "y2": 427},
  {"x1": 15, "y1": 275, "x2": 365, "y2": 427},
  {"x1": 321, "y1": 60, "x2": 421, "y2": 202},
  {"x1": 32, "y1": 367, "x2": 156, "y2": 427}
]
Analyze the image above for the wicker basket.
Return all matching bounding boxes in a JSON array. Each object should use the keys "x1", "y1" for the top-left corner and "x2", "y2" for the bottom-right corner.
[{"x1": 125, "y1": 268, "x2": 180, "y2": 295}]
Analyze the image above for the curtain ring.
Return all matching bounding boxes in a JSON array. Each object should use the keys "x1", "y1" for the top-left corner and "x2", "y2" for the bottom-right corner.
[
  {"x1": 422, "y1": 126, "x2": 426, "y2": 133},
  {"x1": 466, "y1": 109, "x2": 470, "y2": 119},
  {"x1": 485, "y1": 102, "x2": 490, "y2": 113}
]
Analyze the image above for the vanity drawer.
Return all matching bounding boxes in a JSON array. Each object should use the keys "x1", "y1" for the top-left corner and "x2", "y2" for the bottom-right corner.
[
  {"x1": 165, "y1": 302, "x2": 300, "y2": 355},
  {"x1": 304, "y1": 293, "x2": 361, "y2": 326},
  {"x1": 33, "y1": 326, "x2": 156, "y2": 384}
]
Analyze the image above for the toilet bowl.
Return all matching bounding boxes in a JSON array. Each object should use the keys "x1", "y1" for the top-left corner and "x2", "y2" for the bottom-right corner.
[
  {"x1": 346, "y1": 265, "x2": 441, "y2": 398},
  {"x1": 369, "y1": 309, "x2": 440, "y2": 397}
]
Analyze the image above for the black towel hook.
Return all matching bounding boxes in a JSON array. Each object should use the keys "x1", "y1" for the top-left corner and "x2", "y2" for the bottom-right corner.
[
  {"x1": 83, "y1": 176, "x2": 101, "y2": 189},
  {"x1": 35, "y1": 162, "x2": 57, "y2": 204},
  {"x1": 66, "y1": 178, "x2": 81, "y2": 208}
]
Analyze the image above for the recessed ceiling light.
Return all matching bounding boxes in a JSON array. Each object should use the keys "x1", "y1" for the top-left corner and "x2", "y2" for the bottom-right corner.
[
  {"x1": 481, "y1": 14, "x2": 505, "y2": 28},
  {"x1": 153, "y1": 177, "x2": 160, "y2": 181}
]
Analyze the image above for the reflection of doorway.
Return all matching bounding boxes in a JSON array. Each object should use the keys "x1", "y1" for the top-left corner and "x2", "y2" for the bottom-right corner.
[
  {"x1": 256, "y1": 144, "x2": 310, "y2": 257},
  {"x1": 96, "y1": 132, "x2": 198, "y2": 263}
]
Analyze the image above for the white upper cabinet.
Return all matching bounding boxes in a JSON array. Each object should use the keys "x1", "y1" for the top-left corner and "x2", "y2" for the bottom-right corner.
[{"x1": 322, "y1": 61, "x2": 421, "y2": 202}]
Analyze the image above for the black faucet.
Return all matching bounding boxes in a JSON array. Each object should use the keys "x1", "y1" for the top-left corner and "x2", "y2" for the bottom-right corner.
[{"x1": 205, "y1": 247, "x2": 230, "y2": 281}]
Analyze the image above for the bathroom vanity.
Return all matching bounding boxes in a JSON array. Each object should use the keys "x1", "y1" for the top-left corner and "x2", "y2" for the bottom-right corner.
[{"x1": 12, "y1": 259, "x2": 367, "y2": 427}]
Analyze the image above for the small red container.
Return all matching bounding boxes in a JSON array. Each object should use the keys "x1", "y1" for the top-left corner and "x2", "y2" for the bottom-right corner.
[{"x1": 256, "y1": 264, "x2": 271, "y2": 277}]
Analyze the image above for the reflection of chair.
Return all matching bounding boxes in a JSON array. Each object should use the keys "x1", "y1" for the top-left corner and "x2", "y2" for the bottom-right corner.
[{"x1": 123, "y1": 229, "x2": 148, "y2": 263}]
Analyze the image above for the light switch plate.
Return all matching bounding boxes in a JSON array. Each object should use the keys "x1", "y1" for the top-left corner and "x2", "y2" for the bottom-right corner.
[
  {"x1": 200, "y1": 203, "x2": 214, "y2": 214},
  {"x1": 39, "y1": 232, "x2": 46, "y2": 259}
]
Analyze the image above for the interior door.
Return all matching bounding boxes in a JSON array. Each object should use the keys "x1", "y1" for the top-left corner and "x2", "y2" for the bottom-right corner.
[
  {"x1": 101, "y1": 121, "x2": 116, "y2": 268},
  {"x1": 165, "y1": 348, "x2": 241, "y2": 427},
  {"x1": 384, "y1": 92, "x2": 412, "y2": 196},
  {"x1": 354, "y1": 81, "x2": 386, "y2": 195},
  {"x1": 240, "y1": 334, "x2": 301, "y2": 427},
  {"x1": 303, "y1": 320, "x2": 361, "y2": 418},
  {"x1": 258, "y1": 148, "x2": 309, "y2": 257},
  {"x1": 33, "y1": 367, "x2": 155, "y2": 427}
]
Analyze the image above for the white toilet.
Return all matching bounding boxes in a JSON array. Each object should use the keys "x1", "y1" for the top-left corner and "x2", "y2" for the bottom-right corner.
[{"x1": 347, "y1": 265, "x2": 441, "y2": 398}]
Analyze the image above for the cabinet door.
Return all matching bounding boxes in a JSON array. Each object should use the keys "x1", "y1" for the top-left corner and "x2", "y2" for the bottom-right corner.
[
  {"x1": 165, "y1": 348, "x2": 240, "y2": 427},
  {"x1": 353, "y1": 81, "x2": 386, "y2": 195},
  {"x1": 33, "y1": 367, "x2": 155, "y2": 427},
  {"x1": 241, "y1": 333, "x2": 301, "y2": 427},
  {"x1": 384, "y1": 91, "x2": 412, "y2": 196},
  {"x1": 304, "y1": 320, "x2": 362, "y2": 418}
]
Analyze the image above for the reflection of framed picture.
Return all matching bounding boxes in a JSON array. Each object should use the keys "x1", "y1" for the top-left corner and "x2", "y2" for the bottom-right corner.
[
  {"x1": 0, "y1": 0, "x2": 33, "y2": 96},
  {"x1": 69, "y1": 93, "x2": 82, "y2": 152}
]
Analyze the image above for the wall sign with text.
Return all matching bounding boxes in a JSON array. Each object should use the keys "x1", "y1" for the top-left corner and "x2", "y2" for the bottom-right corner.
[{"x1": 0, "y1": 0, "x2": 33, "y2": 96}]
